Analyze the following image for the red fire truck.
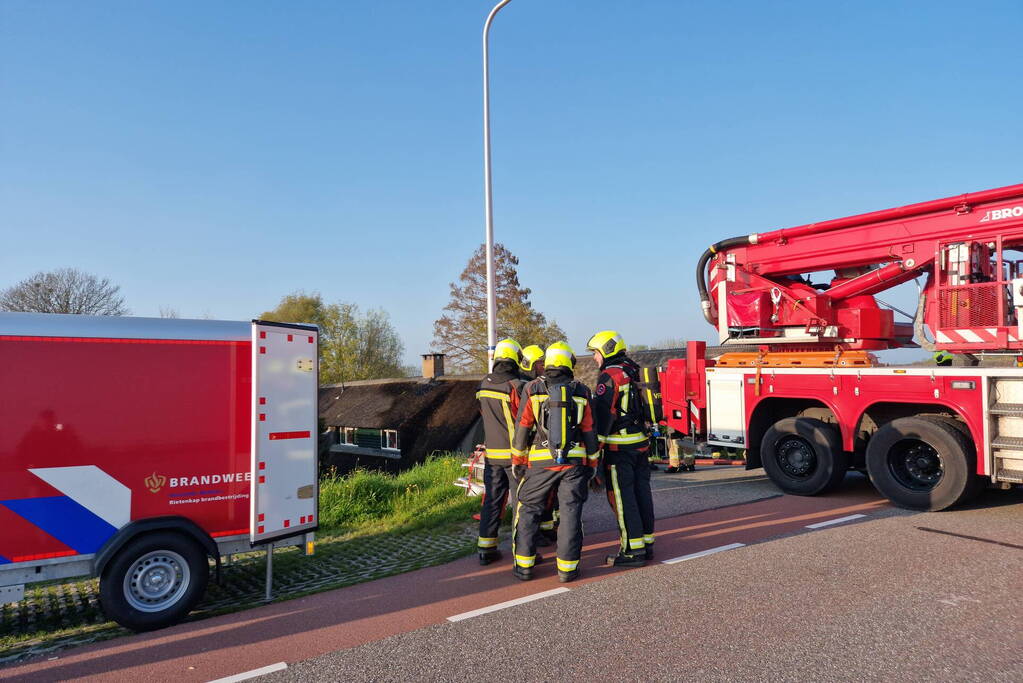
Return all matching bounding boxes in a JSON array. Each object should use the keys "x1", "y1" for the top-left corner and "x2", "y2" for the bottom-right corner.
[
  {"x1": 0, "y1": 313, "x2": 319, "y2": 630},
  {"x1": 662, "y1": 182, "x2": 1023, "y2": 510}
]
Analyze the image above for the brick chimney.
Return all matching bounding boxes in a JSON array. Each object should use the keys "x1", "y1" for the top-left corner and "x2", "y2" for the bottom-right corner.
[{"x1": 421, "y1": 353, "x2": 445, "y2": 379}]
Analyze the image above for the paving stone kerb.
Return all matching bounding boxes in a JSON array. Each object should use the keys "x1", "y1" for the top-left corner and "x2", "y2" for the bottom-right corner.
[{"x1": 0, "y1": 527, "x2": 477, "y2": 666}]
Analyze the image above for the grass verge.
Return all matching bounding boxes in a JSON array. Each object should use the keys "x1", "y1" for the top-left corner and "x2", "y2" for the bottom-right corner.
[{"x1": 318, "y1": 454, "x2": 479, "y2": 534}]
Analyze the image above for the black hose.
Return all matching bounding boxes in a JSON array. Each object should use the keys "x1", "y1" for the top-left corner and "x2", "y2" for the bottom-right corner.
[{"x1": 697, "y1": 235, "x2": 752, "y2": 324}]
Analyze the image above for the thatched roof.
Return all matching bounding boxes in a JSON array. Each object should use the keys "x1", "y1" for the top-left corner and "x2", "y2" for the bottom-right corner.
[{"x1": 318, "y1": 375, "x2": 482, "y2": 465}]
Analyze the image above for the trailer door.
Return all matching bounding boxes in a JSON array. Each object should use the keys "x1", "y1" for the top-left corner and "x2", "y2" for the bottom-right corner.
[{"x1": 251, "y1": 321, "x2": 319, "y2": 544}]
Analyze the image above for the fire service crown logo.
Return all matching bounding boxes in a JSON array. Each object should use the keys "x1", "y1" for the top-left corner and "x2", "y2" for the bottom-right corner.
[{"x1": 145, "y1": 472, "x2": 166, "y2": 493}]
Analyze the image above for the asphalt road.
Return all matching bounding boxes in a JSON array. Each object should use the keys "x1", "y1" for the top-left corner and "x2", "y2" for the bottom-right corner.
[
  {"x1": 5, "y1": 467, "x2": 1020, "y2": 682},
  {"x1": 275, "y1": 484, "x2": 1023, "y2": 683}
]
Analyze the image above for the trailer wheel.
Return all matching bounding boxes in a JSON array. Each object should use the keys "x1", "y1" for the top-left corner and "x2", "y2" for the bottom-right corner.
[
  {"x1": 865, "y1": 416, "x2": 980, "y2": 511},
  {"x1": 761, "y1": 417, "x2": 847, "y2": 495},
  {"x1": 99, "y1": 531, "x2": 209, "y2": 632}
]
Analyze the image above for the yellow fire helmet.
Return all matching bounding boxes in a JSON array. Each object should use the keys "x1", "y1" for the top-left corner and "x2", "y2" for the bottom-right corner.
[
  {"x1": 493, "y1": 338, "x2": 523, "y2": 363},
  {"x1": 545, "y1": 341, "x2": 576, "y2": 370},
  {"x1": 586, "y1": 330, "x2": 626, "y2": 358},
  {"x1": 519, "y1": 344, "x2": 544, "y2": 372}
]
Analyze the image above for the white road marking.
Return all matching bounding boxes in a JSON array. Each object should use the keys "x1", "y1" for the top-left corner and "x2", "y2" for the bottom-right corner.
[
  {"x1": 447, "y1": 587, "x2": 570, "y2": 622},
  {"x1": 662, "y1": 542, "x2": 746, "y2": 564},
  {"x1": 805, "y1": 513, "x2": 867, "y2": 530},
  {"x1": 207, "y1": 662, "x2": 287, "y2": 683}
]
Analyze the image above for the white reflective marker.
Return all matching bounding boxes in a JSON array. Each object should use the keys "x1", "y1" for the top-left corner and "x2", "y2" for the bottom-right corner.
[
  {"x1": 662, "y1": 542, "x2": 746, "y2": 565},
  {"x1": 207, "y1": 662, "x2": 287, "y2": 683},
  {"x1": 447, "y1": 587, "x2": 570, "y2": 622},
  {"x1": 805, "y1": 513, "x2": 867, "y2": 530}
]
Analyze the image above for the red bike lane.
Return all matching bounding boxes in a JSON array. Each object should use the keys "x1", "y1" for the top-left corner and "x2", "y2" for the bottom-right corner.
[{"x1": 4, "y1": 489, "x2": 888, "y2": 682}]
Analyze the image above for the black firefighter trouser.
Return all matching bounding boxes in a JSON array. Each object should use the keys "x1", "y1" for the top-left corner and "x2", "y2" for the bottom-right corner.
[
  {"x1": 512, "y1": 465, "x2": 589, "y2": 574},
  {"x1": 604, "y1": 448, "x2": 655, "y2": 557},
  {"x1": 478, "y1": 458, "x2": 516, "y2": 551}
]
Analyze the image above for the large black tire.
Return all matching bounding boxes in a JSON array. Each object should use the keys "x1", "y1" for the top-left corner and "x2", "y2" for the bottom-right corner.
[
  {"x1": 761, "y1": 417, "x2": 847, "y2": 495},
  {"x1": 99, "y1": 531, "x2": 209, "y2": 632},
  {"x1": 921, "y1": 415, "x2": 986, "y2": 507},
  {"x1": 865, "y1": 416, "x2": 981, "y2": 511}
]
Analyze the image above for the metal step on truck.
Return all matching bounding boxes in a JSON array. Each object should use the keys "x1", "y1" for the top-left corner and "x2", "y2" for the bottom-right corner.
[
  {"x1": 0, "y1": 313, "x2": 319, "y2": 631},
  {"x1": 661, "y1": 182, "x2": 1023, "y2": 511}
]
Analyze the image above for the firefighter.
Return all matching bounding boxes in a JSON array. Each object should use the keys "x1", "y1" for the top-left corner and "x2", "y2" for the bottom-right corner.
[
  {"x1": 510, "y1": 342, "x2": 599, "y2": 583},
  {"x1": 475, "y1": 338, "x2": 526, "y2": 565},
  {"x1": 520, "y1": 344, "x2": 545, "y2": 379},
  {"x1": 587, "y1": 330, "x2": 655, "y2": 566},
  {"x1": 519, "y1": 344, "x2": 558, "y2": 544}
]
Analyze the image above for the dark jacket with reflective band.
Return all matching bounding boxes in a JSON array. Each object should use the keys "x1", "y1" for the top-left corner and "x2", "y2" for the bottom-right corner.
[
  {"x1": 594, "y1": 354, "x2": 649, "y2": 451},
  {"x1": 476, "y1": 368, "x2": 524, "y2": 460},
  {"x1": 511, "y1": 374, "x2": 599, "y2": 469}
]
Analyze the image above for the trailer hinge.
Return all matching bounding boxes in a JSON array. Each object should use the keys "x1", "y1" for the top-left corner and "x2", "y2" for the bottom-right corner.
[{"x1": 954, "y1": 203, "x2": 972, "y2": 215}]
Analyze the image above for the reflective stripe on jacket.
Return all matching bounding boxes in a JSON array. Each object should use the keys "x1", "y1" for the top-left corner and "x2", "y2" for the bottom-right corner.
[
  {"x1": 476, "y1": 371, "x2": 524, "y2": 460},
  {"x1": 594, "y1": 356, "x2": 649, "y2": 451},
  {"x1": 511, "y1": 375, "x2": 599, "y2": 468}
]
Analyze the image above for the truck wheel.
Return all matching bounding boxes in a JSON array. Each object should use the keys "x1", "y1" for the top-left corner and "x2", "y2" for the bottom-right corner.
[
  {"x1": 99, "y1": 531, "x2": 209, "y2": 632},
  {"x1": 865, "y1": 416, "x2": 980, "y2": 511},
  {"x1": 919, "y1": 415, "x2": 986, "y2": 507},
  {"x1": 761, "y1": 417, "x2": 847, "y2": 495}
]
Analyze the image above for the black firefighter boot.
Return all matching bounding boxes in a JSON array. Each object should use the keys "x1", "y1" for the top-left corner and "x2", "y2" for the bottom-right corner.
[
  {"x1": 605, "y1": 552, "x2": 646, "y2": 568},
  {"x1": 479, "y1": 548, "x2": 502, "y2": 565},
  {"x1": 513, "y1": 564, "x2": 533, "y2": 581}
]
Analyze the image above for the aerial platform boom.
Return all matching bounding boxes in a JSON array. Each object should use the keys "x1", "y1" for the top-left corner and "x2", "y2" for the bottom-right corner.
[{"x1": 697, "y1": 183, "x2": 1023, "y2": 353}]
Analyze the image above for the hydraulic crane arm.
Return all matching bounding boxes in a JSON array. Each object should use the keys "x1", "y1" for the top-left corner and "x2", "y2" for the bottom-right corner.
[{"x1": 698, "y1": 183, "x2": 1023, "y2": 353}]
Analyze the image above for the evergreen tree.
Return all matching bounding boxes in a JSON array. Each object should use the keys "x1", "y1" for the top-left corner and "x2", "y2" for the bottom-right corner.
[{"x1": 433, "y1": 243, "x2": 564, "y2": 373}]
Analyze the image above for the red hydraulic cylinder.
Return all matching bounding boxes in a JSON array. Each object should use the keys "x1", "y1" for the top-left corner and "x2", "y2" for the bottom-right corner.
[{"x1": 822, "y1": 261, "x2": 922, "y2": 301}]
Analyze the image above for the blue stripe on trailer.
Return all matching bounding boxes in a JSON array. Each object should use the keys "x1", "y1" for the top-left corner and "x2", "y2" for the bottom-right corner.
[
  {"x1": 0, "y1": 554, "x2": 9, "y2": 564},
  {"x1": 0, "y1": 496, "x2": 117, "y2": 554}
]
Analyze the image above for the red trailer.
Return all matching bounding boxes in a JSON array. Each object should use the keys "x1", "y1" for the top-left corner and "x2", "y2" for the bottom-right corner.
[
  {"x1": 0, "y1": 313, "x2": 319, "y2": 630},
  {"x1": 663, "y1": 183, "x2": 1023, "y2": 510}
]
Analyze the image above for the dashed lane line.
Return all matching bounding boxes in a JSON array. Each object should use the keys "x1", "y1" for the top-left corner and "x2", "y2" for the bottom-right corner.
[
  {"x1": 661, "y1": 542, "x2": 746, "y2": 565},
  {"x1": 805, "y1": 513, "x2": 867, "y2": 529},
  {"x1": 447, "y1": 587, "x2": 571, "y2": 622},
  {"x1": 207, "y1": 661, "x2": 287, "y2": 683}
]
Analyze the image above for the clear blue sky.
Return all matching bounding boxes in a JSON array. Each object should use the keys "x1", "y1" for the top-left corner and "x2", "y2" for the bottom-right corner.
[{"x1": 2, "y1": 1, "x2": 1021, "y2": 364}]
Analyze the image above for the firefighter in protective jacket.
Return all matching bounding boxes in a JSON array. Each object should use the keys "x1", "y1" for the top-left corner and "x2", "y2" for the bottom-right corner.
[
  {"x1": 587, "y1": 330, "x2": 655, "y2": 567},
  {"x1": 520, "y1": 344, "x2": 558, "y2": 544},
  {"x1": 475, "y1": 338, "x2": 526, "y2": 564},
  {"x1": 510, "y1": 342, "x2": 599, "y2": 583}
]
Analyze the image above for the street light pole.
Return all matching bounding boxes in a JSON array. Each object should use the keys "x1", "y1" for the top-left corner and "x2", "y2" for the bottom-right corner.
[{"x1": 482, "y1": 0, "x2": 512, "y2": 372}]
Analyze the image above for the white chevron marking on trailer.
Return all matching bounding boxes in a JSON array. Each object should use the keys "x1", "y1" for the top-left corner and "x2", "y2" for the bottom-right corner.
[{"x1": 29, "y1": 466, "x2": 131, "y2": 528}]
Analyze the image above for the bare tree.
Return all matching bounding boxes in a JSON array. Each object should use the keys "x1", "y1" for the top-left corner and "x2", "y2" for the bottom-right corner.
[
  {"x1": 0, "y1": 268, "x2": 128, "y2": 315},
  {"x1": 159, "y1": 306, "x2": 180, "y2": 318}
]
